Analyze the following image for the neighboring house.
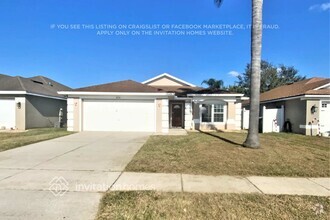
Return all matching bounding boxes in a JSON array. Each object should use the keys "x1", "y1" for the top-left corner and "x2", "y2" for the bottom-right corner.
[
  {"x1": 59, "y1": 73, "x2": 246, "y2": 133},
  {"x1": 0, "y1": 74, "x2": 70, "y2": 130},
  {"x1": 243, "y1": 77, "x2": 330, "y2": 136}
]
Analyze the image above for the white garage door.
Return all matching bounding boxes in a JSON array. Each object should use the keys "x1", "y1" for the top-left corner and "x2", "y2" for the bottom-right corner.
[
  {"x1": 320, "y1": 101, "x2": 330, "y2": 133},
  {"x1": 83, "y1": 100, "x2": 155, "y2": 132},
  {"x1": 0, "y1": 99, "x2": 16, "y2": 129}
]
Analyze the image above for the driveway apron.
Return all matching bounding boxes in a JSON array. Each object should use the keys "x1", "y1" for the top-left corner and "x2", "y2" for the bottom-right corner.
[{"x1": 0, "y1": 132, "x2": 150, "y2": 220}]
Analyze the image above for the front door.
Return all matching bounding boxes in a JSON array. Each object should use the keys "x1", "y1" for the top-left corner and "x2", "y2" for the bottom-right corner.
[{"x1": 171, "y1": 103, "x2": 183, "y2": 128}]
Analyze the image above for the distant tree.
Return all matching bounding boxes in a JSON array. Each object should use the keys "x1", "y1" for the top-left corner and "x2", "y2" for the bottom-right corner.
[
  {"x1": 202, "y1": 78, "x2": 224, "y2": 90},
  {"x1": 277, "y1": 65, "x2": 306, "y2": 85},
  {"x1": 227, "y1": 84, "x2": 246, "y2": 94},
  {"x1": 231, "y1": 60, "x2": 305, "y2": 95}
]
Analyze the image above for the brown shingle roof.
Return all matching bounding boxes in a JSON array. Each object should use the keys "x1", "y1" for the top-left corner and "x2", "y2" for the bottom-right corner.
[
  {"x1": 150, "y1": 86, "x2": 242, "y2": 96},
  {"x1": 74, "y1": 80, "x2": 164, "y2": 93},
  {"x1": 150, "y1": 86, "x2": 202, "y2": 96},
  {"x1": 260, "y1": 77, "x2": 330, "y2": 102},
  {"x1": 0, "y1": 74, "x2": 71, "y2": 98},
  {"x1": 305, "y1": 89, "x2": 330, "y2": 95}
]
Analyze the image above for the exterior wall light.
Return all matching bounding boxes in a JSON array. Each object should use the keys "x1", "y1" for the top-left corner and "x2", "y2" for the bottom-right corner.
[
  {"x1": 17, "y1": 102, "x2": 21, "y2": 109},
  {"x1": 311, "y1": 105, "x2": 318, "y2": 114}
]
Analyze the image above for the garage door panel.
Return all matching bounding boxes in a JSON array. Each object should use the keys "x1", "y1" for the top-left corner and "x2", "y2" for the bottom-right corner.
[
  {"x1": 83, "y1": 100, "x2": 155, "y2": 132},
  {"x1": 0, "y1": 99, "x2": 16, "y2": 129}
]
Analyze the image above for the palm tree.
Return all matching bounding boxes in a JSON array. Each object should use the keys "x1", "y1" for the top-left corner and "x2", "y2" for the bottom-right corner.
[
  {"x1": 202, "y1": 78, "x2": 224, "y2": 90},
  {"x1": 215, "y1": 0, "x2": 264, "y2": 148}
]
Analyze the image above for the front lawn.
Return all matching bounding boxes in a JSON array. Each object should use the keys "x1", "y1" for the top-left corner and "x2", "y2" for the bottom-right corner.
[
  {"x1": 125, "y1": 132, "x2": 330, "y2": 177},
  {"x1": 0, "y1": 128, "x2": 73, "y2": 152},
  {"x1": 96, "y1": 191, "x2": 330, "y2": 220}
]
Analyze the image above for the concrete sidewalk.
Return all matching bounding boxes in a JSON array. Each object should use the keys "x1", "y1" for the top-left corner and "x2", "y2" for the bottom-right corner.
[{"x1": 110, "y1": 172, "x2": 330, "y2": 197}]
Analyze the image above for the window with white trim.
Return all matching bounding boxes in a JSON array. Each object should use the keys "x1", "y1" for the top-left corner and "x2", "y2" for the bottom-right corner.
[
  {"x1": 201, "y1": 104, "x2": 225, "y2": 123},
  {"x1": 201, "y1": 104, "x2": 212, "y2": 122}
]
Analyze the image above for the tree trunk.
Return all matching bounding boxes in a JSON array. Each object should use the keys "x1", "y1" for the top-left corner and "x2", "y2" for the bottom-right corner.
[{"x1": 243, "y1": 0, "x2": 263, "y2": 148}]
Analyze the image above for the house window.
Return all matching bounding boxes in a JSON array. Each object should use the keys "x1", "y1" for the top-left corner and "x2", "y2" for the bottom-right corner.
[
  {"x1": 201, "y1": 104, "x2": 225, "y2": 123},
  {"x1": 322, "y1": 103, "x2": 327, "y2": 108},
  {"x1": 201, "y1": 104, "x2": 212, "y2": 122},
  {"x1": 214, "y1": 104, "x2": 224, "y2": 122}
]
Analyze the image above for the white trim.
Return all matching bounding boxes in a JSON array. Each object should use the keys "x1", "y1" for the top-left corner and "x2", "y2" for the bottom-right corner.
[
  {"x1": 313, "y1": 83, "x2": 330, "y2": 90},
  {"x1": 26, "y1": 93, "x2": 66, "y2": 100},
  {"x1": 0, "y1": 91, "x2": 66, "y2": 100},
  {"x1": 142, "y1": 73, "x2": 196, "y2": 87},
  {"x1": 58, "y1": 91, "x2": 174, "y2": 96},
  {"x1": 300, "y1": 125, "x2": 313, "y2": 129},
  {"x1": 0, "y1": 91, "x2": 26, "y2": 94},
  {"x1": 188, "y1": 93, "x2": 244, "y2": 97},
  {"x1": 199, "y1": 103, "x2": 227, "y2": 124}
]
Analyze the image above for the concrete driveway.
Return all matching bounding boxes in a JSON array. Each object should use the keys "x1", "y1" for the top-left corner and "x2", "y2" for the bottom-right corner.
[{"x1": 0, "y1": 132, "x2": 150, "y2": 220}]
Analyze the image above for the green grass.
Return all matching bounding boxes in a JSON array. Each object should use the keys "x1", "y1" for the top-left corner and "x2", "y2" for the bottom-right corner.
[
  {"x1": 96, "y1": 191, "x2": 330, "y2": 220},
  {"x1": 125, "y1": 132, "x2": 330, "y2": 177},
  {"x1": 0, "y1": 128, "x2": 73, "y2": 152}
]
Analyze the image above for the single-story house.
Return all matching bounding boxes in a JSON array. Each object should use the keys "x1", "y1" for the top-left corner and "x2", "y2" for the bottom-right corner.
[
  {"x1": 0, "y1": 74, "x2": 70, "y2": 130},
  {"x1": 243, "y1": 77, "x2": 330, "y2": 136},
  {"x1": 59, "y1": 73, "x2": 246, "y2": 133}
]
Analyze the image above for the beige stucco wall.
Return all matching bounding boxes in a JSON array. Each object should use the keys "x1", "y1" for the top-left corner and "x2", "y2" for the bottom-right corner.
[
  {"x1": 155, "y1": 99, "x2": 162, "y2": 132},
  {"x1": 199, "y1": 123, "x2": 226, "y2": 130},
  {"x1": 161, "y1": 99, "x2": 169, "y2": 133},
  {"x1": 67, "y1": 98, "x2": 80, "y2": 131},
  {"x1": 73, "y1": 98, "x2": 80, "y2": 131},
  {"x1": 25, "y1": 95, "x2": 67, "y2": 129},
  {"x1": 184, "y1": 101, "x2": 193, "y2": 129},
  {"x1": 227, "y1": 102, "x2": 236, "y2": 120},
  {"x1": 235, "y1": 102, "x2": 242, "y2": 129},
  {"x1": 15, "y1": 97, "x2": 26, "y2": 130},
  {"x1": 305, "y1": 100, "x2": 320, "y2": 136},
  {"x1": 147, "y1": 76, "x2": 185, "y2": 86},
  {"x1": 226, "y1": 102, "x2": 236, "y2": 130}
]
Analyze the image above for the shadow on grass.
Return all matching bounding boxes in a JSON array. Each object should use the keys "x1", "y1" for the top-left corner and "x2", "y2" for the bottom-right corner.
[{"x1": 197, "y1": 129, "x2": 243, "y2": 147}]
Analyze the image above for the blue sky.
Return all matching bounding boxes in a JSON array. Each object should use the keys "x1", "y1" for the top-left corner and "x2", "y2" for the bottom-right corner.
[{"x1": 0, "y1": 0, "x2": 329, "y2": 88}]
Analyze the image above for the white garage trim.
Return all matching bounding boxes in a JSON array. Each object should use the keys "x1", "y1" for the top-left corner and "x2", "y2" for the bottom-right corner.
[
  {"x1": 0, "y1": 99, "x2": 16, "y2": 129},
  {"x1": 82, "y1": 99, "x2": 156, "y2": 132}
]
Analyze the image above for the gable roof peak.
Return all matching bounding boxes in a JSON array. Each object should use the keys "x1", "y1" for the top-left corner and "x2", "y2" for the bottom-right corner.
[
  {"x1": 142, "y1": 72, "x2": 196, "y2": 87},
  {"x1": 305, "y1": 77, "x2": 325, "y2": 84}
]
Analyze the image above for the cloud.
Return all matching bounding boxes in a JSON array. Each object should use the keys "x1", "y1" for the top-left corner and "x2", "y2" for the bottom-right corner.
[
  {"x1": 228, "y1": 71, "x2": 240, "y2": 77},
  {"x1": 309, "y1": 3, "x2": 330, "y2": 12}
]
